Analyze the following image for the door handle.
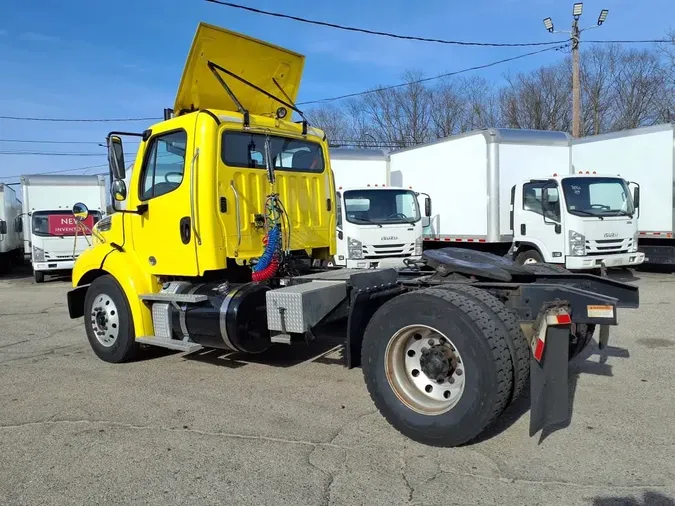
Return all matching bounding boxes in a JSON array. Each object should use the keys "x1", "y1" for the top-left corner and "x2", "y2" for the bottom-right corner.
[
  {"x1": 179, "y1": 217, "x2": 191, "y2": 245},
  {"x1": 520, "y1": 224, "x2": 526, "y2": 235}
]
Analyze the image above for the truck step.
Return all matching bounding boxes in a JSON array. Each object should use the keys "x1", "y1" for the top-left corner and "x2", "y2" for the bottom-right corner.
[
  {"x1": 139, "y1": 293, "x2": 208, "y2": 303},
  {"x1": 136, "y1": 336, "x2": 203, "y2": 352}
]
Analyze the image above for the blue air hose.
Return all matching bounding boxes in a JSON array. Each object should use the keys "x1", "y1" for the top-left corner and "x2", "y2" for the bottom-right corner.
[{"x1": 252, "y1": 225, "x2": 281, "y2": 272}]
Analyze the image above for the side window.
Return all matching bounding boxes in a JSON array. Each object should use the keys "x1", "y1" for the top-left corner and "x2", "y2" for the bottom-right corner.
[
  {"x1": 523, "y1": 182, "x2": 560, "y2": 222},
  {"x1": 140, "y1": 130, "x2": 187, "y2": 200},
  {"x1": 336, "y1": 192, "x2": 343, "y2": 228},
  {"x1": 15, "y1": 216, "x2": 22, "y2": 233}
]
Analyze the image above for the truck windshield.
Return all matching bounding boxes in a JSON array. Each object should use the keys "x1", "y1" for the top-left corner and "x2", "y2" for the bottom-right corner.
[
  {"x1": 343, "y1": 189, "x2": 420, "y2": 225},
  {"x1": 31, "y1": 210, "x2": 101, "y2": 237},
  {"x1": 561, "y1": 177, "x2": 635, "y2": 217},
  {"x1": 221, "y1": 132, "x2": 324, "y2": 173}
]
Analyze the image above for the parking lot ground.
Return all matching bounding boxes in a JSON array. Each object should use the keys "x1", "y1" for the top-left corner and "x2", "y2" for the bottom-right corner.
[{"x1": 1, "y1": 267, "x2": 675, "y2": 505}]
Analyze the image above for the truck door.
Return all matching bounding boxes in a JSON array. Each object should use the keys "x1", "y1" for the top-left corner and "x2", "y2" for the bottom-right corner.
[
  {"x1": 335, "y1": 191, "x2": 347, "y2": 265},
  {"x1": 130, "y1": 127, "x2": 199, "y2": 276},
  {"x1": 513, "y1": 181, "x2": 565, "y2": 262}
]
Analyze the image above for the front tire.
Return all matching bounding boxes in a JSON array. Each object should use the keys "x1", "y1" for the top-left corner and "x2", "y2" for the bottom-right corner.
[
  {"x1": 362, "y1": 288, "x2": 513, "y2": 447},
  {"x1": 83, "y1": 275, "x2": 138, "y2": 363},
  {"x1": 515, "y1": 249, "x2": 543, "y2": 265},
  {"x1": 34, "y1": 270, "x2": 45, "y2": 283}
]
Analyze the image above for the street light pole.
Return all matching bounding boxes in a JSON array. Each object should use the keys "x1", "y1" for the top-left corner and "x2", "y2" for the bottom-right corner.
[{"x1": 543, "y1": 4, "x2": 609, "y2": 138}]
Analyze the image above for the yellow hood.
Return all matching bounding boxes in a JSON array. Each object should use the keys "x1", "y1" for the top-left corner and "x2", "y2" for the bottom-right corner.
[{"x1": 174, "y1": 22, "x2": 305, "y2": 116}]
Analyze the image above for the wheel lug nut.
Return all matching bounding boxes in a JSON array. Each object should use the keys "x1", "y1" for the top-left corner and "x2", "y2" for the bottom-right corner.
[
  {"x1": 428, "y1": 339, "x2": 435, "y2": 345},
  {"x1": 455, "y1": 369, "x2": 463, "y2": 376}
]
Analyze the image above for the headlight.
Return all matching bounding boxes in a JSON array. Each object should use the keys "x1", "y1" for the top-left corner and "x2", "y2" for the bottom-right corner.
[
  {"x1": 33, "y1": 246, "x2": 45, "y2": 262},
  {"x1": 630, "y1": 232, "x2": 639, "y2": 252},
  {"x1": 348, "y1": 237, "x2": 363, "y2": 259},
  {"x1": 95, "y1": 216, "x2": 112, "y2": 232},
  {"x1": 414, "y1": 237, "x2": 423, "y2": 256},
  {"x1": 568, "y1": 230, "x2": 586, "y2": 256}
]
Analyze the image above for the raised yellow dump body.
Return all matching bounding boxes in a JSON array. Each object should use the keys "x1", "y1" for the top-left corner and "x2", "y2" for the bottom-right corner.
[{"x1": 72, "y1": 22, "x2": 336, "y2": 337}]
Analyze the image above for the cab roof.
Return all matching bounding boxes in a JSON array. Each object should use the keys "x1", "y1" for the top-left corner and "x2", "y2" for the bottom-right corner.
[{"x1": 174, "y1": 23, "x2": 305, "y2": 117}]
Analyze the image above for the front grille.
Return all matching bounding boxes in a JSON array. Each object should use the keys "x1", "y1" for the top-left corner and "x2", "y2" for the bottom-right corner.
[
  {"x1": 363, "y1": 243, "x2": 415, "y2": 259},
  {"x1": 585, "y1": 237, "x2": 633, "y2": 255}
]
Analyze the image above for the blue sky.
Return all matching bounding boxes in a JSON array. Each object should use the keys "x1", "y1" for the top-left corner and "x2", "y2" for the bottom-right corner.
[{"x1": 1, "y1": 0, "x2": 673, "y2": 181}]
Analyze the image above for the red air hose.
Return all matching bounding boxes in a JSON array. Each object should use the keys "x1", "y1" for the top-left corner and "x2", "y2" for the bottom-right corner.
[{"x1": 251, "y1": 255, "x2": 280, "y2": 282}]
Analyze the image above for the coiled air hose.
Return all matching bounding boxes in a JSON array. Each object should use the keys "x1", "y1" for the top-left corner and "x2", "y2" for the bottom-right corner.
[{"x1": 252, "y1": 224, "x2": 281, "y2": 282}]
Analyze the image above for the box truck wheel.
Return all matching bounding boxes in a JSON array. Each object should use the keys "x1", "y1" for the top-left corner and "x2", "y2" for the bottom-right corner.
[
  {"x1": 83, "y1": 275, "x2": 138, "y2": 363},
  {"x1": 515, "y1": 249, "x2": 543, "y2": 265},
  {"x1": 361, "y1": 288, "x2": 513, "y2": 447},
  {"x1": 34, "y1": 270, "x2": 45, "y2": 283}
]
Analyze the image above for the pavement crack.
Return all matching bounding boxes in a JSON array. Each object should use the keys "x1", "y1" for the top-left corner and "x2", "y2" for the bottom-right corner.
[
  {"x1": 399, "y1": 447, "x2": 414, "y2": 503},
  {"x1": 0, "y1": 419, "x2": 354, "y2": 451}
]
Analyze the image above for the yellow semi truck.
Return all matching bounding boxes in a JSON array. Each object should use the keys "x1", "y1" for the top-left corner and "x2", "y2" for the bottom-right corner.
[{"x1": 66, "y1": 23, "x2": 639, "y2": 447}]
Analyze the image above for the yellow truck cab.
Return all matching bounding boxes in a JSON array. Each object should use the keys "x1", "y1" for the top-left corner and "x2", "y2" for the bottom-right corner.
[
  {"x1": 68, "y1": 23, "x2": 336, "y2": 352},
  {"x1": 66, "y1": 22, "x2": 640, "y2": 449}
]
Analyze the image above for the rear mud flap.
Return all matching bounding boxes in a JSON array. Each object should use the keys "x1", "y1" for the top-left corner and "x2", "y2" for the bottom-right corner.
[{"x1": 529, "y1": 325, "x2": 570, "y2": 437}]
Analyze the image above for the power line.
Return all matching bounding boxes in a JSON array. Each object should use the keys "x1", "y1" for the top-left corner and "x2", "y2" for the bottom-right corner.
[
  {"x1": 0, "y1": 115, "x2": 159, "y2": 122},
  {"x1": 0, "y1": 138, "x2": 102, "y2": 144},
  {"x1": 584, "y1": 39, "x2": 674, "y2": 44},
  {"x1": 299, "y1": 43, "x2": 569, "y2": 105},
  {"x1": 0, "y1": 163, "x2": 110, "y2": 180},
  {"x1": 204, "y1": 0, "x2": 567, "y2": 48},
  {"x1": 0, "y1": 151, "x2": 107, "y2": 156}
]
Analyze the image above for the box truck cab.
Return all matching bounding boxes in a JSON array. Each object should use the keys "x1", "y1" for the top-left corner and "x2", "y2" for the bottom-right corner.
[
  {"x1": 21, "y1": 175, "x2": 107, "y2": 282},
  {"x1": 334, "y1": 185, "x2": 428, "y2": 268},
  {"x1": 511, "y1": 173, "x2": 644, "y2": 270},
  {"x1": 329, "y1": 148, "x2": 429, "y2": 268},
  {"x1": 572, "y1": 123, "x2": 675, "y2": 266}
]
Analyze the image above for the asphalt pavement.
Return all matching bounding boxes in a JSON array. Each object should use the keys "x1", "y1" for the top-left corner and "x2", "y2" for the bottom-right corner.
[{"x1": 1, "y1": 266, "x2": 674, "y2": 505}]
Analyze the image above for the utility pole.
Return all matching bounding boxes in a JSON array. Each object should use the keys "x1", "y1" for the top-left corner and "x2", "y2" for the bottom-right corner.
[{"x1": 543, "y1": 4, "x2": 609, "y2": 138}]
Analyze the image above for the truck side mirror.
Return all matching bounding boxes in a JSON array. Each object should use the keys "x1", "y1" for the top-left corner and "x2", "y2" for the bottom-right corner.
[
  {"x1": 633, "y1": 186, "x2": 640, "y2": 208},
  {"x1": 108, "y1": 135, "x2": 126, "y2": 180},
  {"x1": 0, "y1": 220, "x2": 6, "y2": 235},
  {"x1": 72, "y1": 202, "x2": 90, "y2": 222},
  {"x1": 424, "y1": 197, "x2": 431, "y2": 217},
  {"x1": 111, "y1": 180, "x2": 128, "y2": 202}
]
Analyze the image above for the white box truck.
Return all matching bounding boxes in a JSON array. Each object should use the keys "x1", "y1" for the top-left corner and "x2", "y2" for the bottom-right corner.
[
  {"x1": 21, "y1": 174, "x2": 107, "y2": 283},
  {"x1": 572, "y1": 123, "x2": 675, "y2": 266},
  {"x1": 329, "y1": 148, "x2": 430, "y2": 268},
  {"x1": 0, "y1": 183, "x2": 24, "y2": 274},
  {"x1": 389, "y1": 128, "x2": 644, "y2": 271}
]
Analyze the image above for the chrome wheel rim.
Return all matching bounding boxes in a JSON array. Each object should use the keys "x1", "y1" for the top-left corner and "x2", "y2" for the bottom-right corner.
[
  {"x1": 90, "y1": 294, "x2": 120, "y2": 347},
  {"x1": 384, "y1": 324, "x2": 466, "y2": 415},
  {"x1": 523, "y1": 257, "x2": 538, "y2": 264}
]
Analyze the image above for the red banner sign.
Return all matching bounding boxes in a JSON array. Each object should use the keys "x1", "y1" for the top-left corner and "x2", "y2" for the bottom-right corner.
[{"x1": 48, "y1": 215, "x2": 94, "y2": 236}]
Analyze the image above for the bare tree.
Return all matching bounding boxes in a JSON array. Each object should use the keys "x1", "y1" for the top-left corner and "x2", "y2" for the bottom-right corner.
[
  {"x1": 608, "y1": 48, "x2": 666, "y2": 130},
  {"x1": 499, "y1": 60, "x2": 572, "y2": 131},
  {"x1": 353, "y1": 70, "x2": 433, "y2": 147},
  {"x1": 580, "y1": 46, "x2": 617, "y2": 135},
  {"x1": 305, "y1": 105, "x2": 353, "y2": 144}
]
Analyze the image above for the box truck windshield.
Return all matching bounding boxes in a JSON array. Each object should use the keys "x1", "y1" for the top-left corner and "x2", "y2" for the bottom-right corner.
[
  {"x1": 560, "y1": 177, "x2": 635, "y2": 218},
  {"x1": 32, "y1": 210, "x2": 101, "y2": 238},
  {"x1": 343, "y1": 189, "x2": 420, "y2": 225}
]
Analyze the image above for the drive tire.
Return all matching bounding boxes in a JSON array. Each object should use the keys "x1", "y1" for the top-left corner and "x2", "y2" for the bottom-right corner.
[
  {"x1": 440, "y1": 284, "x2": 530, "y2": 404},
  {"x1": 515, "y1": 249, "x2": 544, "y2": 265},
  {"x1": 362, "y1": 288, "x2": 513, "y2": 447},
  {"x1": 34, "y1": 270, "x2": 45, "y2": 283},
  {"x1": 84, "y1": 275, "x2": 138, "y2": 363}
]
